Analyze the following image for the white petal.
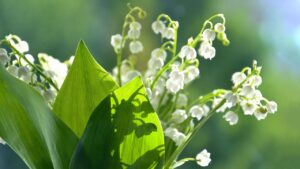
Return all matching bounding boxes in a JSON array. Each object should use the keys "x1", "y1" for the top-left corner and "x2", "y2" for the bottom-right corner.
[
  {"x1": 202, "y1": 29, "x2": 216, "y2": 41},
  {"x1": 111, "y1": 34, "x2": 123, "y2": 49},
  {"x1": 223, "y1": 111, "x2": 239, "y2": 125},
  {"x1": 196, "y1": 149, "x2": 211, "y2": 167},
  {"x1": 152, "y1": 20, "x2": 165, "y2": 34},
  {"x1": 129, "y1": 41, "x2": 144, "y2": 54},
  {"x1": 214, "y1": 23, "x2": 226, "y2": 33}
]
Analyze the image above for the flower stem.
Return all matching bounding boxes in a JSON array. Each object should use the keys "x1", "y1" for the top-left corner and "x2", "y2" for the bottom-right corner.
[{"x1": 1, "y1": 40, "x2": 59, "y2": 91}]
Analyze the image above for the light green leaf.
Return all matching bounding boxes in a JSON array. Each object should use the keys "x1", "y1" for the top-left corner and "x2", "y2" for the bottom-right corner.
[
  {"x1": 53, "y1": 41, "x2": 119, "y2": 137},
  {"x1": 0, "y1": 67, "x2": 78, "y2": 169},
  {"x1": 70, "y1": 77, "x2": 165, "y2": 169}
]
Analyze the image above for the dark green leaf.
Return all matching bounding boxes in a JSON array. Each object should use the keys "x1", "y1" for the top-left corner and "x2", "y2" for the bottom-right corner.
[
  {"x1": 53, "y1": 41, "x2": 119, "y2": 137},
  {"x1": 70, "y1": 77, "x2": 165, "y2": 169},
  {"x1": 0, "y1": 67, "x2": 78, "y2": 169}
]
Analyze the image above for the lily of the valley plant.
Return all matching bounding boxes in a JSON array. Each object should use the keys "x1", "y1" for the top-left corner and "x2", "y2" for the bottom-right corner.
[{"x1": 0, "y1": 6, "x2": 277, "y2": 169}]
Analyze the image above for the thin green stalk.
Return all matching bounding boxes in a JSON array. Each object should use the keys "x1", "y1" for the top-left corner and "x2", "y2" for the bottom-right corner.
[
  {"x1": 164, "y1": 99, "x2": 226, "y2": 168},
  {"x1": 150, "y1": 55, "x2": 178, "y2": 90},
  {"x1": 2, "y1": 40, "x2": 59, "y2": 91},
  {"x1": 164, "y1": 70, "x2": 256, "y2": 168},
  {"x1": 116, "y1": 6, "x2": 145, "y2": 86}
]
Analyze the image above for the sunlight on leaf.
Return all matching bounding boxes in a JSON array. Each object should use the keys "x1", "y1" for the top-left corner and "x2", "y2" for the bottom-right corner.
[
  {"x1": 53, "y1": 41, "x2": 119, "y2": 137},
  {"x1": 0, "y1": 67, "x2": 78, "y2": 169},
  {"x1": 70, "y1": 77, "x2": 165, "y2": 169}
]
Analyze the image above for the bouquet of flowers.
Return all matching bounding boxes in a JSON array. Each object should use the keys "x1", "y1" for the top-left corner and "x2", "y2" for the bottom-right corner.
[{"x1": 0, "y1": 6, "x2": 277, "y2": 169}]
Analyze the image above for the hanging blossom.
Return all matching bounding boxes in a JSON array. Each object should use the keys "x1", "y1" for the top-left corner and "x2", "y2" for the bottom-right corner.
[
  {"x1": 165, "y1": 127, "x2": 187, "y2": 146},
  {"x1": 196, "y1": 149, "x2": 212, "y2": 167},
  {"x1": 166, "y1": 65, "x2": 185, "y2": 94},
  {"x1": 107, "y1": 10, "x2": 277, "y2": 168},
  {"x1": 0, "y1": 35, "x2": 74, "y2": 104},
  {"x1": 152, "y1": 19, "x2": 176, "y2": 40},
  {"x1": 189, "y1": 105, "x2": 210, "y2": 121},
  {"x1": 210, "y1": 62, "x2": 278, "y2": 125}
]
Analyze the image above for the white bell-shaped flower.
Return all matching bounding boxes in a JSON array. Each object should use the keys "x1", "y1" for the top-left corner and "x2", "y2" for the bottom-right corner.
[
  {"x1": 241, "y1": 100, "x2": 257, "y2": 115},
  {"x1": 38, "y1": 53, "x2": 68, "y2": 88},
  {"x1": 5, "y1": 34, "x2": 29, "y2": 53},
  {"x1": 17, "y1": 66, "x2": 30, "y2": 78},
  {"x1": 213, "y1": 97, "x2": 228, "y2": 113},
  {"x1": 202, "y1": 29, "x2": 216, "y2": 42},
  {"x1": 18, "y1": 54, "x2": 35, "y2": 66},
  {"x1": 231, "y1": 72, "x2": 247, "y2": 86},
  {"x1": 223, "y1": 111, "x2": 239, "y2": 125},
  {"x1": 240, "y1": 85, "x2": 256, "y2": 98},
  {"x1": 16, "y1": 41, "x2": 29, "y2": 53},
  {"x1": 127, "y1": 29, "x2": 141, "y2": 39},
  {"x1": 162, "y1": 27, "x2": 175, "y2": 40},
  {"x1": 224, "y1": 91, "x2": 238, "y2": 108},
  {"x1": 151, "y1": 48, "x2": 167, "y2": 60},
  {"x1": 190, "y1": 105, "x2": 205, "y2": 120},
  {"x1": 176, "y1": 93, "x2": 188, "y2": 108},
  {"x1": 196, "y1": 149, "x2": 211, "y2": 167},
  {"x1": 251, "y1": 75, "x2": 262, "y2": 87},
  {"x1": 254, "y1": 107, "x2": 268, "y2": 120},
  {"x1": 171, "y1": 109, "x2": 188, "y2": 124},
  {"x1": 152, "y1": 20, "x2": 166, "y2": 34},
  {"x1": 266, "y1": 101, "x2": 277, "y2": 114},
  {"x1": 198, "y1": 42, "x2": 216, "y2": 60},
  {"x1": 179, "y1": 45, "x2": 197, "y2": 60},
  {"x1": 123, "y1": 70, "x2": 141, "y2": 83},
  {"x1": 173, "y1": 132, "x2": 186, "y2": 146},
  {"x1": 166, "y1": 67, "x2": 184, "y2": 94},
  {"x1": 129, "y1": 21, "x2": 142, "y2": 31},
  {"x1": 184, "y1": 66, "x2": 200, "y2": 84},
  {"x1": 148, "y1": 57, "x2": 164, "y2": 70},
  {"x1": 214, "y1": 23, "x2": 226, "y2": 33},
  {"x1": 0, "y1": 48, "x2": 9, "y2": 66},
  {"x1": 7, "y1": 65, "x2": 19, "y2": 77},
  {"x1": 164, "y1": 127, "x2": 178, "y2": 138},
  {"x1": 129, "y1": 40, "x2": 143, "y2": 54},
  {"x1": 110, "y1": 34, "x2": 123, "y2": 49}
]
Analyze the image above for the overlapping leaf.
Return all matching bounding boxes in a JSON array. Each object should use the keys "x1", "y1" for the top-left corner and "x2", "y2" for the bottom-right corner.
[
  {"x1": 53, "y1": 41, "x2": 119, "y2": 137},
  {"x1": 70, "y1": 77, "x2": 165, "y2": 169},
  {"x1": 0, "y1": 67, "x2": 78, "y2": 169}
]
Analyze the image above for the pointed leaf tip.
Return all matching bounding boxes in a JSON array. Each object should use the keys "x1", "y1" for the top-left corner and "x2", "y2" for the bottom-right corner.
[{"x1": 53, "y1": 42, "x2": 118, "y2": 137}]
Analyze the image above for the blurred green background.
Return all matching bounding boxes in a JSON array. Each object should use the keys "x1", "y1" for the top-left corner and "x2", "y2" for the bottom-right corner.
[{"x1": 0, "y1": 0, "x2": 299, "y2": 168}]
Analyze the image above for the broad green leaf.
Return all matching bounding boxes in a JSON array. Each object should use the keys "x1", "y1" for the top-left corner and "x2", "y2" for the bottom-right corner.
[
  {"x1": 0, "y1": 67, "x2": 78, "y2": 169},
  {"x1": 53, "y1": 41, "x2": 119, "y2": 137},
  {"x1": 70, "y1": 77, "x2": 165, "y2": 169}
]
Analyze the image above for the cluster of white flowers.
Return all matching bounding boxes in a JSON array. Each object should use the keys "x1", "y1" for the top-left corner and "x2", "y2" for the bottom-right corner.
[
  {"x1": 110, "y1": 11, "x2": 269, "y2": 168},
  {"x1": 0, "y1": 35, "x2": 74, "y2": 104},
  {"x1": 111, "y1": 21, "x2": 143, "y2": 54},
  {"x1": 152, "y1": 19, "x2": 176, "y2": 40},
  {"x1": 0, "y1": 7, "x2": 278, "y2": 168},
  {"x1": 210, "y1": 64, "x2": 278, "y2": 126}
]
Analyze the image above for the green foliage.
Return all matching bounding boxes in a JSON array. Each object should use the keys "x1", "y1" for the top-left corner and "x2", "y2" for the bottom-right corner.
[
  {"x1": 53, "y1": 41, "x2": 119, "y2": 137},
  {"x1": 0, "y1": 66, "x2": 78, "y2": 169},
  {"x1": 0, "y1": 42, "x2": 165, "y2": 169},
  {"x1": 70, "y1": 77, "x2": 165, "y2": 169}
]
